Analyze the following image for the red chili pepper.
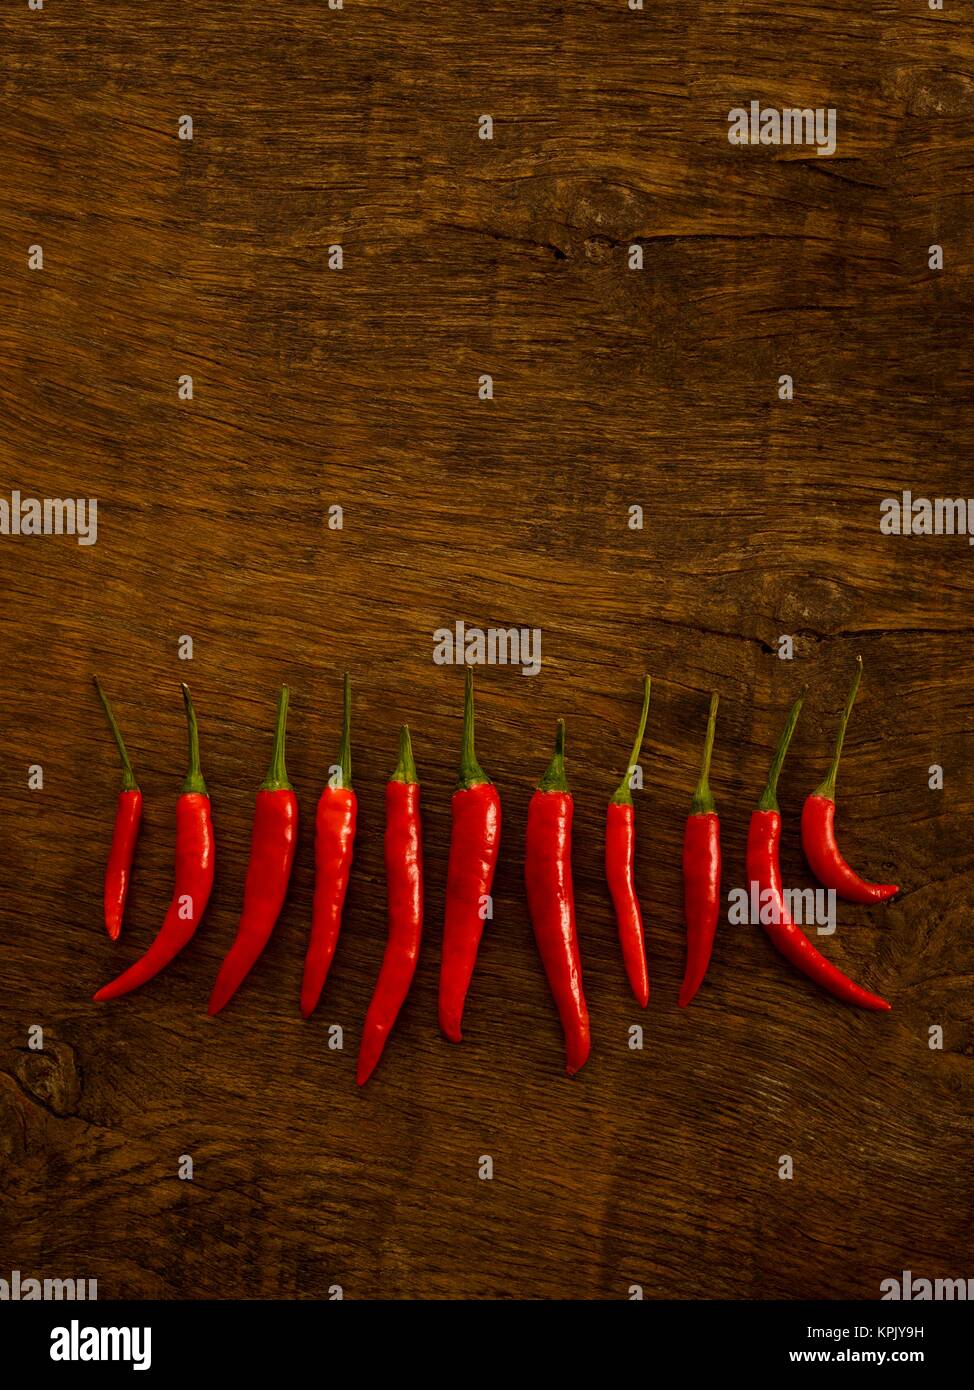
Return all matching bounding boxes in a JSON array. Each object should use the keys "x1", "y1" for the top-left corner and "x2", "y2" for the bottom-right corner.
[
  {"x1": 94, "y1": 685, "x2": 215, "y2": 1001},
  {"x1": 209, "y1": 686, "x2": 299, "y2": 1015},
  {"x1": 93, "y1": 676, "x2": 143, "y2": 941},
  {"x1": 526, "y1": 720, "x2": 590, "y2": 1076},
  {"x1": 439, "y1": 668, "x2": 502, "y2": 1042},
  {"x1": 357, "y1": 726, "x2": 424, "y2": 1086},
  {"x1": 301, "y1": 674, "x2": 357, "y2": 1018},
  {"x1": 801, "y1": 657, "x2": 899, "y2": 904},
  {"x1": 605, "y1": 676, "x2": 651, "y2": 1007},
  {"x1": 746, "y1": 691, "x2": 891, "y2": 1012},
  {"x1": 680, "y1": 692, "x2": 721, "y2": 1008}
]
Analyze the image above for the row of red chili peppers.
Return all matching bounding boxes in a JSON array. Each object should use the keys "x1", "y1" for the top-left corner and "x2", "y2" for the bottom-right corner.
[{"x1": 92, "y1": 660, "x2": 898, "y2": 1080}]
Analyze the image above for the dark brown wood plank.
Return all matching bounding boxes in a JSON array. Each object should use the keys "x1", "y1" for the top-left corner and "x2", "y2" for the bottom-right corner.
[{"x1": 0, "y1": 0, "x2": 971, "y2": 1300}]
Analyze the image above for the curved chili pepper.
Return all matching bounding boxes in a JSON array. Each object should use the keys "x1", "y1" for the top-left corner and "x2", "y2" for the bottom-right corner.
[
  {"x1": 209, "y1": 686, "x2": 299, "y2": 1015},
  {"x1": 605, "y1": 676, "x2": 651, "y2": 1007},
  {"x1": 526, "y1": 720, "x2": 590, "y2": 1076},
  {"x1": 94, "y1": 685, "x2": 214, "y2": 1001},
  {"x1": 801, "y1": 657, "x2": 899, "y2": 904},
  {"x1": 93, "y1": 676, "x2": 143, "y2": 941},
  {"x1": 357, "y1": 726, "x2": 424, "y2": 1086},
  {"x1": 301, "y1": 673, "x2": 357, "y2": 1018},
  {"x1": 746, "y1": 691, "x2": 891, "y2": 1012},
  {"x1": 439, "y1": 668, "x2": 502, "y2": 1042},
  {"x1": 679, "y1": 692, "x2": 721, "y2": 1007}
]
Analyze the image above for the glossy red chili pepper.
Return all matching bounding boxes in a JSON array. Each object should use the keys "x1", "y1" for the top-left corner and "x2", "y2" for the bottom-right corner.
[
  {"x1": 209, "y1": 686, "x2": 299, "y2": 1015},
  {"x1": 357, "y1": 726, "x2": 424, "y2": 1085},
  {"x1": 93, "y1": 676, "x2": 143, "y2": 941},
  {"x1": 301, "y1": 674, "x2": 357, "y2": 1018},
  {"x1": 680, "y1": 692, "x2": 721, "y2": 1007},
  {"x1": 94, "y1": 685, "x2": 214, "y2": 1001},
  {"x1": 746, "y1": 691, "x2": 891, "y2": 1012},
  {"x1": 439, "y1": 668, "x2": 501, "y2": 1042},
  {"x1": 526, "y1": 720, "x2": 590, "y2": 1076},
  {"x1": 605, "y1": 676, "x2": 651, "y2": 1007},
  {"x1": 801, "y1": 657, "x2": 899, "y2": 904}
]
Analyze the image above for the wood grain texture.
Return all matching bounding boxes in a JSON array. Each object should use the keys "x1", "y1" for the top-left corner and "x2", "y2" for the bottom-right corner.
[{"x1": 1, "y1": 0, "x2": 972, "y2": 1300}]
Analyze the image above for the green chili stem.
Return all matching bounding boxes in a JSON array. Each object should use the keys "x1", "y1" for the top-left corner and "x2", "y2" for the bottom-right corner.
[
  {"x1": 689, "y1": 692, "x2": 719, "y2": 816},
  {"x1": 390, "y1": 724, "x2": 418, "y2": 784},
  {"x1": 337, "y1": 672, "x2": 352, "y2": 791},
  {"x1": 260, "y1": 685, "x2": 293, "y2": 792},
  {"x1": 458, "y1": 666, "x2": 490, "y2": 790},
  {"x1": 538, "y1": 719, "x2": 569, "y2": 793},
  {"x1": 814, "y1": 656, "x2": 863, "y2": 801},
  {"x1": 757, "y1": 688, "x2": 806, "y2": 813},
  {"x1": 93, "y1": 676, "x2": 138, "y2": 791},
  {"x1": 180, "y1": 684, "x2": 208, "y2": 796},
  {"x1": 611, "y1": 675, "x2": 651, "y2": 805}
]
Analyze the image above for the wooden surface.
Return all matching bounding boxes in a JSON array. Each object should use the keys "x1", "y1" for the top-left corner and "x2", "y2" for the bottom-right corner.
[{"x1": 1, "y1": 1, "x2": 971, "y2": 1301}]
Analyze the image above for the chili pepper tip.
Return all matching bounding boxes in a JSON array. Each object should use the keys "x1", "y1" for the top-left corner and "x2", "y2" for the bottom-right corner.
[
  {"x1": 261, "y1": 685, "x2": 293, "y2": 791},
  {"x1": 689, "y1": 690, "x2": 719, "y2": 816},
  {"x1": 458, "y1": 666, "x2": 490, "y2": 790},
  {"x1": 611, "y1": 676, "x2": 651, "y2": 805},
  {"x1": 93, "y1": 675, "x2": 139, "y2": 791},
  {"x1": 756, "y1": 689, "x2": 805, "y2": 813},
  {"x1": 814, "y1": 660, "x2": 863, "y2": 801},
  {"x1": 390, "y1": 723, "x2": 418, "y2": 784},
  {"x1": 337, "y1": 673, "x2": 352, "y2": 790},
  {"x1": 538, "y1": 719, "x2": 569, "y2": 793},
  {"x1": 180, "y1": 684, "x2": 208, "y2": 796}
]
